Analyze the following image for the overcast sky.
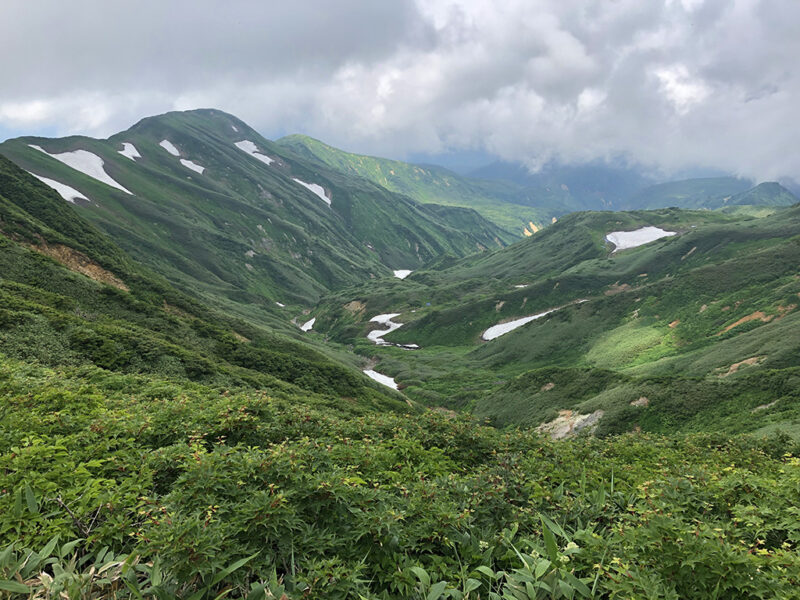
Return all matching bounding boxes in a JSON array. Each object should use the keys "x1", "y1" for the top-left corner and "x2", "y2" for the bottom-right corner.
[{"x1": 1, "y1": 0, "x2": 797, "y2": 180}]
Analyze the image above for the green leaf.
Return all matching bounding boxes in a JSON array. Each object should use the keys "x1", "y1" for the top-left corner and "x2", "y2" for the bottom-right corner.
[
  {"x1": 151, "y1": 556, "x2": 162, "y2": 587},
  {"x1": 563, "y1": 572, "x2": 591, "y2": 598},
  {"x1": 540, "y1": 513, "x2": 566, "y2": 539},
  {"x1": 534, "y1": 558, "x2": 552, "y2": 579},
  {"x1": 410, "y1": 566, "x2": 431, "y2": 587},
  {"x1": 475, "y1": 566, "x2": 496, "y2": 580},
  {"x1": 463, "y1": 578, "x2": 481, "y2": 593},
  {"x1": 59, "y1": 539, "x2": 82, "y2": 559},
  {"x1": 24, "y1": 484, "x2": 38, "y2": 514},
  {"x1": 558, "y1": 579, "x2": 575, "y2": 599},
  {"x1": 0, "y1": 579, "x2": 30, "y2": 593},
  {"x1": 40, "y1": 535, "x2": 58, "y2": 559},
  {"x1": 210, "y1": 553, "x2": 258, "y2": 587},
  {"x1": 427, "y1": 580, "x2": 447, "y2": 600},
  {"x1": 540, "y1": 516, "x2": 560, "y2": 563}
]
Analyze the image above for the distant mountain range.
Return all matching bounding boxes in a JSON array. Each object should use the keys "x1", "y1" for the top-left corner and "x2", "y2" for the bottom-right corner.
[{"x1": 278, "y1": 136, "x2": 798, "y2": 235}]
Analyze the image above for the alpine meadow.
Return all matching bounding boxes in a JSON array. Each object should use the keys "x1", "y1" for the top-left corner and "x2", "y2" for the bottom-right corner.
[{"x1": 1, "y1": 2, "x2": 800, "y2": 599}]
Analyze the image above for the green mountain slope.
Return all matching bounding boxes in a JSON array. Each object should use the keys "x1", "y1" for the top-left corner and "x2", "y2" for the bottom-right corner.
[
  {"x1": 728, "y1": 181, "x2": 798, "y2": 206},
  {"x1": 624, "y1": 176, "x2": 754, "y2": 209},
  {"x1": 3, "y1": 125, "x2": 800, "y2": 599},
  {"x1": 0, "y1": 154, "x2": 405, "y2": 407},
  {"x1": 0, "y1": 109, "x2": 508, "y2": 326},
  {"x1": 311, "y1": 206, "x2": 800, "y2": 437},
  {"x1": 277, "y1": 134, "x2": 545, "y2": 234}
]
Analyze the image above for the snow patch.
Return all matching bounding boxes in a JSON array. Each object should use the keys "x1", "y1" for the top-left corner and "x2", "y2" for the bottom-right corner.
[
  {"x1": 393, "y1": 269, "x2": 413, "y2": 279},
  {"x1": 235, "y1": 140, "x2": 275, "y2": 166},
  {"x1": 605, "y1": 226, "x2": 676, "y2": 252},
  {"x1": 231, "y1": 125, "x2": 238, "y2": 132},
  {"x1": 118, "y1": 142, "x2": 141, "y2": 161},
  {"x1": 363, "y1": 369, "x2": 398, "y2": 390},
  {"x1": 28, "y1": 172, "x2": 88, "y2": 203},
  {"x1": 29, "y1": 145, "x2": 132, "y2": 194},
  {"x1": 300, "y1": 317, "x2": 316, "y2": 332},
  {"x1": 482, "y1": 310, "x2": 558, "y2": 341},
  {"x1": 367, "y1": 313, "x2": 403, "y2": 345},
  {"x1": 482, "y1": 300, "x2": 587, "y2": 341},
  {"x1": 275, "y1": 302, "x2": 285, "y2": 308},
  {"x1": 180, "y1": 159, "x2": 205, "y2": 174},
  {"x1": 159, "y1": 140, "x2": 180, "y2": 156},
  {"x1": 292, "y1": 178, "x2": 331, "y2": 206}
]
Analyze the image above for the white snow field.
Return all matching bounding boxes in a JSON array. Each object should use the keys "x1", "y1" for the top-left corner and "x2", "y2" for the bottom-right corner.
[
  {"x1": 275, "y1": 302, "x2": 285, "y2": 308},
  {"x1": 300, "y1": 317, "x2": 316, "y2": 332},
  {"x1": 180, "y1": 159, "x2": 205, "y2": 174},
  {"x1": 367, "y1": 313, "x2": 403, "y2": 345},
  {"x1": 393, "y1": 270, "x2": 413, "y2": 279},
  {"x1": 363, "y1": 369, "x2": 398, "y2": 390},
  {"x1": 28, "y1": 172, "x2": 88, "y2": 203},
  {"x1": 292, "y1": 178, "x2": 331, "y2": 206},
  {"x1": 118, "y1": 143, "x2": 141, "y2": 161},
  {"x1": 482, "y1": 300, "x2": 588, "y2": 341},
  {"x1": 29, "y1": 145, "x2": 132, "y2": 194},
  {"x1": 605, "y1": 226, "x2": 676, "y2": 252},
  {"x1": 234, "y1": 140, "x2": 275, "y2": 166},
  {"x1": 482, "y1": 309, "x2": 558, "y2": 341},
  {"x1": 159, "y1": 140, "x2": 180, "y2": 156}
]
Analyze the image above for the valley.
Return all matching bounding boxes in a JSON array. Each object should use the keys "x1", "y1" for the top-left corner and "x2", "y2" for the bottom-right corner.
[{"x1": 1, "y1": 110, "x2": 799, "y2": 598}]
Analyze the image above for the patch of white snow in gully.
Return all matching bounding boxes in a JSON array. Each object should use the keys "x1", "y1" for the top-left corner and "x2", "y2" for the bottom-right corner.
[
  {"x1": 234, "y1": 140, "x2": 275, "y2": 166},
  {"x1": 482, "y1": 301, "x2": 588, "y2": 341},
  {"x1": 393, "y1": 269, "x2": 413, "y2": 279},
  {"x1": 363, "y1": 369, "x2": 398, "y2": 390},
  {"x1": 367, "y1": 313, "x2": 403, "y2": 345},
  {"x1": 29, "y1": 145, "x2": 132, "y2": 194},
  {"x1": 292, "y1": 178, "x2": 331, "y2": 206},
  {"x1": 159, "y1": 139, "x2": 180, "y2": 156},
  {"x1": 118, "y1": 142, "x2": 141, "y2": 161},
  {"x1": 300, "y1": 317, "x2": 316, "y2": 332},
  {"x1": 28, "y1": 172, "x2": 87, "y2": 203},
  {"x1": 180, "y1": 159, "x2": 205, "y2": 174},
  {"x1": 605, "y1": 227, "x2": 676, "y2": 252}
]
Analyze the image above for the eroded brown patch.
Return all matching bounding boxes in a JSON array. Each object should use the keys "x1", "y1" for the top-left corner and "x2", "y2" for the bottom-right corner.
[
  {"x1": 718, "y1": 356, "x2": 765, "y2": 377},
  {"x1": 30, "y1": 242, "x2": 128, "y2": 291},
  {"x1": 541, "y1": 382, "x2": 555, "y2": 392},
  {"x1": 343, "y1": 300, "x2": 366, "y2": 316},
  {"x1": 716, "y1": 311, "x2": 771, "y2": 335},
  {"x1": 669, "y1": 320, "x2": 680, "y2": 328}
]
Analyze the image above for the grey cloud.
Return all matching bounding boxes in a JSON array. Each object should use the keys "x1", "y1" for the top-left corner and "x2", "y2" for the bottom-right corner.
[{"x1": 1, "y1": 0, "x2": 798, "y2": 182}]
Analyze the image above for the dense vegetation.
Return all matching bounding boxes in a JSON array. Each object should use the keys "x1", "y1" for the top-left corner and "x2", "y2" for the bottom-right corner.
[
  {"x1": 2, "y1": 113, "x2": 800, "y2": 598},
  {"x1": 3, "y1": 355, "x2": 800, "y2": 598}
]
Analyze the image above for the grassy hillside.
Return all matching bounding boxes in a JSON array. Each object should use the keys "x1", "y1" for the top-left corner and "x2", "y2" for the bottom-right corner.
[
  {"x1": 311, "y1": 206, "x2": 800, "y2": 438},
  {"x1": 0, "y1": 156, "x2": 405, "y2": 406},
  {"x1": 0, "y1": 110, "x2": 508, "y2": 328},
  {"x1": 624, "y1": 177, "x2": 754, "y2": 209},
  {"x1": 3, "y1": 125, "x2": 800, "y2": 599},
  {"x1": 277, "y1": 134, "x2": 545, "y2": 235}
]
